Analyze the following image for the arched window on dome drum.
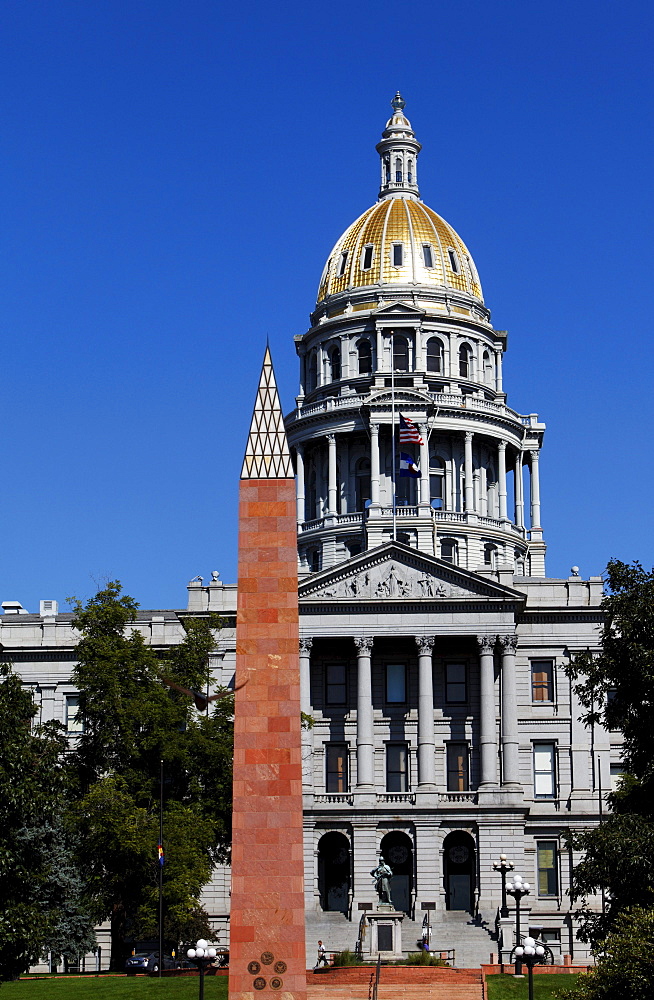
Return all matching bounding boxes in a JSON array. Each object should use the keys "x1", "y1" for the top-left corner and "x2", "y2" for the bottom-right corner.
[
  {"x1": 393, "y1": 335, "x2": 409, "y2": 372},
  {"x1": 426, "y1": 337, "x2": 444, "y2": 374},
  {"x1": 354, "y1": 458, "x2": 371, "y2": 512},
  {"x1": 306, "y1": 470, "x2": 318, "y2": 522},
  {"x1": 385, "y1": 157, "x2": 391, "y2": 183},
  {"x1": 357, "y1": 339, "x2": 372, "y2": 375},
  {"x1": 329, "y1": 346, "x2": 341, "y2": 382},
  {"x1": 440, "y1": 539, "x2": 457, "y2": 565},
  {"x1": 484, "y1": 543, "x2": 498, "y2": 569},
  {"x1": 407, "y1": 160, "x2": 413, "y2": 183},
  {"x1": 307, "y1": 350, "x2": 318, "y2": 392},
  {"x1": 430, "y1": 456, "x2": 445, "y2": 509},
  {"x1": 459, "y1": 343, "x2": 472, "y2": 379},
  {"x1": 395, "y1": 157, "x2": 402, "y2": 183},
  {"x1": 483, "y1": 350, "x2": 493, "y2": 385}
]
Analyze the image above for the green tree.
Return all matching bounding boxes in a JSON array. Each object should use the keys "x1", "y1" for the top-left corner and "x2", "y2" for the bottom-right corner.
[
  {"x1": 558, "y1": 907, "x2": 654, "y2": 1000},
  {"x1": 70, "y1": 583, "x2": 233, "y2": 969},
  {"x1": 562, "y1": 560, "x2": 654, "y2": 997},
  {"x1": 0, "y1": 665, "x2": 86, "y2": 980}
]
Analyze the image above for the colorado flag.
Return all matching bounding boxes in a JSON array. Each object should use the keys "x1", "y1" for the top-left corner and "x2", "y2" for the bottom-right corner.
[{"x1": 399, "y1": 453, "x2": 421, "y2": 478}]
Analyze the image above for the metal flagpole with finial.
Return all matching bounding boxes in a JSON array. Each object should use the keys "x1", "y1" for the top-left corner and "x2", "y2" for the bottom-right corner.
[{"x1": 391, "y1": 336, "x2": 397, "y2": 542}]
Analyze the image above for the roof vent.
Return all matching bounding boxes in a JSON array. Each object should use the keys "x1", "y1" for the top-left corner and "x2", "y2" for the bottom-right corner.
[
  {"x1": 1, "y1": 601, "x2": 29, "y2": 615},
  {"x1": 40, "y1": 600, "x2": 59, "y2": 617}
]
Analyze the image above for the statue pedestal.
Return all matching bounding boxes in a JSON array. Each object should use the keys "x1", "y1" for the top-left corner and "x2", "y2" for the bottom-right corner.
[{"x1": 366, "y1": 909, "x2": 404, "y2": 959}]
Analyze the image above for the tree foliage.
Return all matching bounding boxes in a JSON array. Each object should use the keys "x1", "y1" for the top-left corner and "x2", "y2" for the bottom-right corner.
[
  {"x1": 558, "y1": 907, "x2": 654, "y2": 1000},
  {"x1": 69, "y1": 582, "x2": 233, "y2": 968},
  {"x1": 0, "y1": 665, "x2": 93, "y2": 980}
]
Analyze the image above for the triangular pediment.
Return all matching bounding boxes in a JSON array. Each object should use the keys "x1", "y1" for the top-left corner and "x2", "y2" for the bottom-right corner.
[
  {"x1": 299, "y1": 542, "x2": 525, "y2": 604},
  {"x1": 372, "y1": 300, "x2": 426, "y2": 317}
]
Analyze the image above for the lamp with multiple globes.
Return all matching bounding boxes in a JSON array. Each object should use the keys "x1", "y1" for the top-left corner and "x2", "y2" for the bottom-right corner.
[
  {"x1": 492, "y1": 853, "x2": 515, "y2": 918},
  {"x1": 513, "y1": 936, "x2": 546, "y2": 1000},
  {"x1": 186, "y1": 939, "x2": 217, "y2": 1000},
  {"x1": 506, "y1": 875, "x2": 530, "y2": 975}
]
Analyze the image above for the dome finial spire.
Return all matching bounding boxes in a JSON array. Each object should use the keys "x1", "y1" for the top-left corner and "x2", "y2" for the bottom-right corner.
[{"x1": 376, "y1": 92, "x2": 422, "y2": 200}]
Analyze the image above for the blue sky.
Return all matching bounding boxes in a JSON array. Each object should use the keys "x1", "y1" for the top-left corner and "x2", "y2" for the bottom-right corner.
[{"x1": 1, "y1": 0, "x2": 652, "y2": 612}]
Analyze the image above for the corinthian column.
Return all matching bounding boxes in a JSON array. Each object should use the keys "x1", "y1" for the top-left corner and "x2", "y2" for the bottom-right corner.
[
  {"x1": 327, "y1": 434, "x2": 337, "y2": 514},
  {"x1": 464, "y1": 431, "x2": 474, "y2": 512},
  {"x1": 419, "y1": 426, "x2": 430, "y2": 506},
  {"x1": 477, "y1": 635, "x2": 498, "y2": 786},
  {"x1": 355, "y1": 637, "x2": 375, "y2": 788},
  {"x1": 415, "y1": 636, "x2": 436, "y2": 787},
  {"x1": 497, "y1": 441, "x2": 507, "y2": 521},
  {"x1": 500, "y1": 634, "x2": 520, "y2": 785},
  {"x1": 296, "y1": 444, "x2": 305, "y2": 524},
  {"x1": 529, "y1": 449, "x2": 542, "y2": 530},
  {"x1": 299, "y1": 636, "x2": 313, "y2": 715},
  {"x1": 370, "y1": 423, "x2": 380, "y2": 506}
]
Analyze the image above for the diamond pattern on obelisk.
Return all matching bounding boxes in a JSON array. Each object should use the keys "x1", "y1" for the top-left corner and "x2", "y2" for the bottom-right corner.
[{"x1": 241, "y1": 346, "x2": 294, "y2": 479}]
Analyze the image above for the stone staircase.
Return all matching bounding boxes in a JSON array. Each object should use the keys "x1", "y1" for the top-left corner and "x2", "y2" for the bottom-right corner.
[
  {"x1": 308, "y1": 966, "x2": 484, "y2": 1000},
  {"x1": 305, "y1": 908, "x2": 496, "y2": 969}
]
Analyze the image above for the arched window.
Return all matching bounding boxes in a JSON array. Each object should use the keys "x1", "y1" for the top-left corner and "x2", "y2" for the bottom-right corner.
[
  {"x1": 407, "y1": 159, "x2": 413, "y2": 183},
  {"x1": 306, "y1": 470, "x2": 317, "y2": 521},
  {"x1": 440, "y1": 539, "x2": 457, "y2": 565},
  {"x1": 384, "y1": 157, "x2": 390, "y2": 183},
  {"x1": 307, "y1": 350, "x2": 318, "y2": 392},
  {"x1": 354, "y1": 457, "x2": 371, "y2": 512},
  {"x1": 426, "y1": 337, "x2": 444, "y2": 373},
  {"x1": 430, "y1": 455, "x2": 445, "y2": 509},
  {"x1": 458, "y1": 343, "x2": 473, "y2": 379},
  {"x1": 329, "y1": 346, "x2": 341, "y2": 382},
  {"x1": 393, "y1": 334, "x2": 409, "y2": 372},
  {"x1": 357, "y1": 339, "x2": 372, "y2": 375},
  {"x1": 395, "y1": 157, "x2": 402, "y2": 183}
]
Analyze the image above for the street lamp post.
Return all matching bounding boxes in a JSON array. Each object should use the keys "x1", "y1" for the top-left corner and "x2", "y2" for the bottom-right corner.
[
  {"x1": 492, "y1": 854, "x2": 514, "y2": 918},
  {"x1": 506, "y1": 875, "x2": 530, "y2": 975},
  {"x1": 187, "y1": 939, "x2": 217, "y2": 1000},
  {"x1": 513, "y1": 936, "x2": 546, "y2": 1000}
]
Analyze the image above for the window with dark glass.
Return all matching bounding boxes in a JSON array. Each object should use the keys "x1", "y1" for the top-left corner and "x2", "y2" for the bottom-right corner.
[
  {"x1": 430, "y1": 456, "x2": 445, "y2": 509},
  {"x1": 537, "y1": 841, "x2": 558, "y2": 896},
  {"x1": 338, "y1": 250, "x2": 348, "y2": 277},
  {"x1": 386, "y1": 663, "x2": 406, "y2": 703},
  {"x1": 325, "y1": 663, "x2": 347, "y2": 705},
  {"x1": 392, "y1": 334, "x2": 409, "y2": 371},
  {"x1": 407, "y1": 160, "x2": 413, "y2": 183},
  {"x1": 459, "y1": 344, "x2": 471, "y2": 378},
  {"x1": 392, "y1": 243, "x2": 404, "y2": 267},
  {"x1": 362, "y1": 245, "x2": 374, "y2": 270},
  {"x1": 426, "y1": 337, "x2": 443, "y2": 373},
  {"x1": 531, "y1": 660, "x2": 554, "y2": 702},
  {"x1": 329, "y1": 346, "x2": 341, "y2": 381},
  {"x1": 448, "y1": 248, "x2": 460, "y2": 274},
  {"x1": 307, "y1": 351, "x2": 318, "y2": 392},
  {"x1": 422, "y1": 244, "x2": 434, "y2": 268},
  {"x1": 386, "y1": 744, "x2": 409, "y2": 792},
  {"x1": 384, "y1": 157, "x2": 390, "y2": 183},
  {"x1": 326, "y1": 743, "x2": 349, "y2": 793},
  {"x1": 440, "y1": 539, "x2": 456, "y2": 564},
  {"x1": 310, "y1": 548, "x2": 321, "y2": 573},
  {"x1": 357, "y1": 339, "x2": 372, "y2": 375},
  {"x1": 446, "y1": 743, "x2": 469, "y2": 791},
  {"x1": 484, "y1": 544, "x2": 497, "y2": 567},
  {"x1": 395, "y1": 157, "x2": 402, "y2": 183},
  {"x1": 533, "y1": 743, "x2": 556, "y2": 798},
  {"x1": 354, "y1": 457, "x2": 371, "y2": 511},
  {"x1": 445, "y1": 662, "x2": 467, "y2": 703}
]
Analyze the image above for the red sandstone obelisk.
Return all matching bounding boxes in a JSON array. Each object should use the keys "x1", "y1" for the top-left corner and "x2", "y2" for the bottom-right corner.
[{"x1": 229, "y1": 347, "x2": 306, "y2": 1000}]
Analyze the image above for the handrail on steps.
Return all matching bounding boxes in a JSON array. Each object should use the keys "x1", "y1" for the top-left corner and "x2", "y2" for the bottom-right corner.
[{"x1": 371, "y1": 953, "x2": 381, "y2": 1000}]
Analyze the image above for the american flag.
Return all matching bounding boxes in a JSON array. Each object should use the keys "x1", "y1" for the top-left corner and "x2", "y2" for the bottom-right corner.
[{"x1": 399, "y1": 414, "x2": 424, "y2": 445}]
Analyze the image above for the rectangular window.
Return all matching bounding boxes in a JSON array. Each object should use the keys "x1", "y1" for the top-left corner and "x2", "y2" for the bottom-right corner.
[
  {"x1": 362, "y1": 245, "x2": 373, "y2": 270},
  {"x1": 338, "y1": 250, "x2": 348, "y2": 276},
  {"x1": 446, "y1": 743, "x2": 469, "y2": 791},
  {"x1": 422, "y1": 244, "x2": 434, "y2": 268},
  {"x1": 445, "y1": 662, "x2": 467, "y2": 703},
  {"x1": 392, "y1": 243, "x2": 403, "y2": 267},
  {"x1": 537, "y1": 841, "x2": 559, "y2": 896},
  {"x1": 65, "y1": 695, "x2": 84, "y2": 733},
  {"x1": 325, "y1": 663, "x2": 347, "y2": 705},
  {"x1": 326, "y1": 743, "x2": 349, "y2": 792},
  {"x1": 386, "y1": 663, "x2": 406, "y2": 703},
  {"x1": 386, "y1": 744, "x2": 409, "y2": 792},
  {"x1": 531, "y1": 660, "x2": 554, "y2": 702},
  {"x1": 610, "y1": 764, "x2": 623, "y2": 792},
  {"x1": 533, "y1": 743, "x2": 556, "y2": 798}
]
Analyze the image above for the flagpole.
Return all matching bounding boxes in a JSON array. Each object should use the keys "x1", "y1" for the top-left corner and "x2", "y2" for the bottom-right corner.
[
  {"x1": 391, "y1": 349, "x2": 396, "y2": 542},
  {"x1": 158, "y1": 758, "x2": 163, "y2": 978}
]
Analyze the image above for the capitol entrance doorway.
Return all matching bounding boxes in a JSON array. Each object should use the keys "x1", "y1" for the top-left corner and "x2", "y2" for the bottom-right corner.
[
  {"x1": 318, "y1": 832, "x2": 351, "y2": 914},
  {"x1": 443, "y1": 831, "x2": 476, "y2": 912},
  {"x1": 380, "y1": 831, "x2": 413, "y2": 915}
]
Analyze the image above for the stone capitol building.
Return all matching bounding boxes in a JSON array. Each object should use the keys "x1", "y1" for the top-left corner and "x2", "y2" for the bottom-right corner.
[{"x1": 2, "y1": 95, "x2": 613, "y2": 969}]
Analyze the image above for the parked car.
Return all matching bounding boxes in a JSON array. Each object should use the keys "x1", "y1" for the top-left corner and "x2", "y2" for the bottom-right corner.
[{"x1": 125, "y1": 951, "x2": 177, "y2": 975}]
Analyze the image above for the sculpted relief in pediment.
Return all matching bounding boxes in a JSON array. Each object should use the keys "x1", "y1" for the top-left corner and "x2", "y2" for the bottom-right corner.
[{"x1": 305, "y1": 559, "x2": 464, "y2": 601}]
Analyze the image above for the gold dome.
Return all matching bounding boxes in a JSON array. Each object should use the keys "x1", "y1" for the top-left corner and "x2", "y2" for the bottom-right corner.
[{"x1": 317, "y1": 196, "x2": 483, "y2": 304}]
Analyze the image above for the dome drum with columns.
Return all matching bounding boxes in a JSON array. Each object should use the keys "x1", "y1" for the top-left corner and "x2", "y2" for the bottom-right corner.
[{"x1": 286, "y1": 95, "x2": 546, "y2": 580}]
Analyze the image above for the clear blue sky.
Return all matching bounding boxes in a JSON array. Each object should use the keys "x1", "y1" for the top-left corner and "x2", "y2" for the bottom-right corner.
[{"x1": 1, "y1": 0, "x2": 652, "y2": 612}]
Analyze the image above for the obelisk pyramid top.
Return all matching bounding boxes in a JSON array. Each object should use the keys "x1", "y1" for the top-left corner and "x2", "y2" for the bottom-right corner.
[{"x1": 241, "y1": 346, "x2": 294, "y2": 480}]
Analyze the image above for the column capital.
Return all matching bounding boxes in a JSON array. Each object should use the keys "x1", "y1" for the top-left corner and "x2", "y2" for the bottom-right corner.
[
  {"x1": 354, "y1": 636, "x2": 374, "y2": 655},
  {"x1": 326, "y1": 432, "x2": 336, "y2": 443},
  {"x1": 476, "y1": 635, "x2": 496, "y2": 653},
  {"x1": 499, "y1": 634, "x2": 519, "y2": 652},
  {"x1": 415, "y1": 635, "x2": 435, "y2": 653},
  {"x1": 529, "y1": 449, "x2": 540, "y2": 462},
  {"x1": 299, "y1": 637, "x2": 313, "y2": 654},
  {"x1": 497, "y1": 440, "x2": 507, "y2": 453},
  {"x1": 464, "y1": 430, "x2": 473, "y2": 441}
]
